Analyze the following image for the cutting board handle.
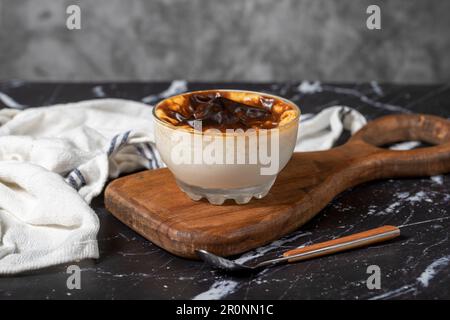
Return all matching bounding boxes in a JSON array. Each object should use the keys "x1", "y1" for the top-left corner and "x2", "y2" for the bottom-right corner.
[{"x1": 348, "y1": 114, "x2": 450, "y2": 177}]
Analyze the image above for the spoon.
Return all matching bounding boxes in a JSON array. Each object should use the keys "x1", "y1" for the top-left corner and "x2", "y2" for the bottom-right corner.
[{"x1": 196, "y1": 225, "x2": 400, "y2": 273}]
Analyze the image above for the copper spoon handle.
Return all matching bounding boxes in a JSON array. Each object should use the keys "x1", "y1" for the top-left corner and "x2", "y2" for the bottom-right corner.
[{"x1": 281, "y1": 225, "x2": 400, "y2": 263}]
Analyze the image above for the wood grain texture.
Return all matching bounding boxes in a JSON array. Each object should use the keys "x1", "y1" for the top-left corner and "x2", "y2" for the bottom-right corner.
[
  {"x1": 105, "y1": 114, "x2": 450, "y2": 259},
  {"x1": 282, "y1": 225, "x2": 400, "y2": 262}
]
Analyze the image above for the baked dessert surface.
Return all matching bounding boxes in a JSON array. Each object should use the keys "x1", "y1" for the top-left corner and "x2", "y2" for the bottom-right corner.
[{"x1": 155, "y1": 90, "x2": 298, "y2": 131}]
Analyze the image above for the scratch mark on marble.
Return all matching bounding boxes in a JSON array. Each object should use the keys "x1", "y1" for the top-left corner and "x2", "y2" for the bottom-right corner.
[
  {"x1": 118, "y1": 232, "x2": 131, "y2": 241},
  {"x1": 278, "y1": 274, "x2": 301, "y2": 300},
  {"x1": 97, "y1": 234, "x2": 121, "y2": 242},
  {"x1": 405, "y1": 84, "x2": 450, "y2": 108},
  {"x1": 178, "y1": 262, "x2": 207, "y2": 296},
  {"x1": 296, "y1": 81, "x2": 410, "y2": 113},
  {"x1": 422, "y1": 235, "x2": 449, "y2": 256},
  {"x1": 157, "y1": 258, "x2": 175, "y2": 270},
  {"x1": 398, "y1": 216, "x2": 449, "y2": 228},
  {"x1": 323, "y1": 84, "x2": 410, "y2": 113},
  {"x1": 117, "y1": 250, "x2": 159, "y2": 257}
]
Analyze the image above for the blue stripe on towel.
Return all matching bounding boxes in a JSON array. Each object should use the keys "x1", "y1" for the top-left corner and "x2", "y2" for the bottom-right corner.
[
  {"x1": 107, "y1": 131, "x2": 131, "y2": 155},
  {"x1": 135, "y1": 144, "x2": 154, "y2": 169},
  {"x1": 73, "y1": 169, "x2": 87, "y2": 186},
  {"x1": 145, "y1": 143, "x2": 160, "y2": 168},
  {"x1": 67, "y1": 175, "x2": 80, "y2": 190},
  {"x1": 107, "y1": 134, "x2": 119, "y2": 155},
  {"x1": 119, "y1": 130, "x2": 131, "y2": 147}
]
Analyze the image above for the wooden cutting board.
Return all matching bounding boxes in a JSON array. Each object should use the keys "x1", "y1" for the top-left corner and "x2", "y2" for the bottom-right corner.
[{"x1": 105, "y1": 114, "x2": 450, "y2": 259}]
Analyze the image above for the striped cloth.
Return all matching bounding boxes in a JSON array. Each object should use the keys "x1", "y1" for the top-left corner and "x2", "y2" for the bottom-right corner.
[{"x1": 0, "y1": 99, "x2": 365, "y2": 274}]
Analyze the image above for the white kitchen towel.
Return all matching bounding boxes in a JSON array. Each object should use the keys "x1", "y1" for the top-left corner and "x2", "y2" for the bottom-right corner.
[
  {"x1": 296, "y1": 106, "x2": 367, "y2": 151},
  {"x1": 0, "y1": 98, "x2": 366, "y2": 274}
]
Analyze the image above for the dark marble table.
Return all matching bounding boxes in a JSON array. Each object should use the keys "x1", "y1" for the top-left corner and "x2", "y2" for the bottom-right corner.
[{"x1": 0, "y1": 81, "x2": 449, "y2": 300}]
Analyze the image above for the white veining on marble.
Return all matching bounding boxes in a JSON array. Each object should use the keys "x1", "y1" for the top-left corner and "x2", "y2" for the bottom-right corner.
[
  {"x1": 2, "y1": 82, "x2": 448, "y2": 300},
  {"x1": 80, "y1": 267, "x2": 154, "y2": 279},
  {"x1": 389, "y1": 141, "x2": 421, "y2": 150},
  {"x1": 141, "y1": 80, "x2": 187, "y2": 104},
  {"x1": 371, "y1": 255, "x2": 450, "y2": 299},
  {"x1": 297, "y1": 81, "x2": 322, "y2": 94},
  {"x1": 370, "y1": 191, "x2": 434, "y2": 216},
  {"x1": 296, "y1": 82, "x2": 409, "y2": 113},
  {"x1": 0, "y1": 91, "x2": 26, "y2": 109},
  {"x1": 406, "y1": 191, "x2": 432, "y2": 203},
  {"x1": 370, "y1": 284, "x2": 416, "y2": 300},
  {"x1": 92, "y1": 85, "x2": 106, "y2": 97},
  {"x1": 417, "y1": 255, "x2": 450, "y2": 287},
  {"x1": 323, "y1": 85, "x2": 410, "y2": 113},
  {"x1": 430, "y1": 175, "x2": 444, "y2": 185},
  {"x1": 382, "y1": 201, "x2": 402, "y2": 215},
  {"x1": 7, "y1": 80, "x2": 25, "y2": 88},
  {"x1": 192, "y1": 279, "x2": 239, "y2": 300},
  {"x1": 370, "y1": 81, "x2": 384, "y2": 96}
]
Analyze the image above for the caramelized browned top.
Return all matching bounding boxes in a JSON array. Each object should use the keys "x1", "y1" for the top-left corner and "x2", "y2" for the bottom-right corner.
[{"x1": 154, "y1": 91, "x2": 298, "y2": 132}]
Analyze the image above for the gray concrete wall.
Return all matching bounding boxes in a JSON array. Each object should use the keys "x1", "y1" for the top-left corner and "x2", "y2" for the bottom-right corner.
[{"x1": 0, "y1": 0, "x2": 449, "y2": 82}]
